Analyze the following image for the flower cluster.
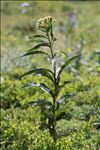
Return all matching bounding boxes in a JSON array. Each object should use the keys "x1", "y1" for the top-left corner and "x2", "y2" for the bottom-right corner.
[{"x1": 37, "y1": 16, "x2": 56, "y2": 30}]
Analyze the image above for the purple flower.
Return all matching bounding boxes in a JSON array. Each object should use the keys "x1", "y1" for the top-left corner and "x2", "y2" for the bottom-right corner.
[{"x1": 20, "y1": 2, "x2": 30, "y2": 7}]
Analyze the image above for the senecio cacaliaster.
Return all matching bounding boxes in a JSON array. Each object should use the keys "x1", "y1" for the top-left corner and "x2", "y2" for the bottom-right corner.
[{"x1": 20, "y1": 16, "x2": 80, "y2": 142}]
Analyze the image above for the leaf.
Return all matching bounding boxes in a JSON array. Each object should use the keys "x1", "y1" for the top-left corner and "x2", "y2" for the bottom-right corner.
[
  {"x1": 23, "y1": 82, "x2": 54, "y2": 97},
  {"x1": 27, "y1": 42, "x2": 50, "y2": 52},
  {"x1": 58, "y1": 95, "x2": 68, "y2": 104},
  {"x1": 58, "y1": 93, "x2": 75, "y2": 104},
  {"x1": 21, "y1": 50, "x2": 49, "y2": 57},
  {"x1": 56, "y1": 93, "x2": 75, "y2": 110},
  {"x1": 59, "y1": 80, "x2": 73, "y2": 89},
  {"x1": 54, "y1": 51, "x2": 68, "y2": 59},
  {"x1": 22, "y1": 83, "x2": 38, "y2": 88},
  {"x1": 28, "y1": 39, "x2": 45, "y2": 43},
  {"x1": 20, "y1": 68, "x2": 54, "y2": 83},
  {"x1": 28, "y1": 34, "x2": 48, "y2": 43},
  {"x1": 32, "y1": 34, "x2": 47, "y2": 39},
  {"x1": 39, "y1": 83, "x2": 54, "y2": 97},
  {"x1": 58, "y1": 55, "x2": 81, "y2": 76},
  {"x1": 56, "y1": 112, "x2": 66, "y2": 121},
  {"x1": 22, "y1": 99, "x2": 52, "y2": 109}
]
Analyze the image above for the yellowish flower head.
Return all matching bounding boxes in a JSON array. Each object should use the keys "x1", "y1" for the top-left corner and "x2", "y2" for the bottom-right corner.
[{"x1": 37, "y1": 16, "x2": 56, "y2": 29}]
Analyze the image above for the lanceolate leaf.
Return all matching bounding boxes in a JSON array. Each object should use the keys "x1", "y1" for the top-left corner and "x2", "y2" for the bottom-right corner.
[
  {"x1": 54, "y1": 51, "x2": 68, "y2": 59},
  {"x1": 59, "y1": 80, "x2": 73, "y2": 89},
  {"x1": 32, "y1": 34, "x2": 47, "y2": 39},
  {"x1": 39, "y1": 83, "x2": 54, "y2": 97},
  {"x1": 56, "y1": 112, "x2": 66, "y2": 121},
  {"x1": 27, "y1": 42, "x2": 50, "y2": 52},
  {"x1": 28, "y1": 34, "x2": 48, "y2": 42},
  {"x1": 20, "y1": 68, "x2": 54, "y2": 83},
  {"x1": 22, "y1": 99, "x2": 52, "y2": 109},
  {"x1": 23, "y1": 82, "x2": 54, "y2": 97},
  {"x1": 21, "y1": 50, "x2": 49, "y2": 57},
  {"x1": 28, "y1": 39, "x2": 45, "y2": 43},
  {"x1": 56, "y1": 93, "x2": 75, "y2": 110},
  {"x1": 58, "y1": 94, "x2": 75, "y2": 104},
  {"x1": 58, "y1": 55, "x2": 81, "y2": 76}
]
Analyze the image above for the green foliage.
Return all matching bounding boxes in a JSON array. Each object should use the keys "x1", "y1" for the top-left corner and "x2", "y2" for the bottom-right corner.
[
  {"x1": 1, "y1": 108, "x2": 99, "y2": 149},
  {"x1": 1, "y1": 1, "x2": 100, "y2": 149}
]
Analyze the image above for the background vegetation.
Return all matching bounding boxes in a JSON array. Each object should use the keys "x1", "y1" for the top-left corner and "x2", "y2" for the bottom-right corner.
[{"x1": 1, "y1": 1, "x2": 100, "y2": 149}]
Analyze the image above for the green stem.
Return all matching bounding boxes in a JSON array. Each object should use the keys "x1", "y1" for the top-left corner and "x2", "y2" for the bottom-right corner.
[
  {"x1": 52, "y1": 96, "x2": 57, "y2": 142},
  {"x1": 47, "y1": 28, "x2": 58, "y2": 142},
  {"x1": 47, "y1": 32, "x2": 54, "y2": 58}
]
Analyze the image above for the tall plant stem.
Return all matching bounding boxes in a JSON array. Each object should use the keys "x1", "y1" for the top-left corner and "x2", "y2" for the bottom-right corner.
[
  {"x1": 47, "y1": 29, "x2": 58, "y2": 142},
  {"x1": 52, "y1": 95, "x2": 57, "y2": 142},
  {"x1": 47, "y1": 32, "x2": 54, "y2": 59}
]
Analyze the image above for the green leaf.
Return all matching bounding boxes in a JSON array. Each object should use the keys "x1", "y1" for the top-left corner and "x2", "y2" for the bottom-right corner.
[
  {"x1": 59, "y1": 80, "x2": 73, "y2": 89},
  {"x1": 32, "y1": 34, "x2": 47, "y2": 39},
  {"x1": 22, "y1": 83, "x2": 38, "y2": 88},
  {"x1": 28, "y1": 39, "x2": 45, "y2": 43},
  {"x1": 27, "y1": 42, "x2": 50, "y2": 52},
  {"x1": 58, "y1": 55, "x2": 81, "y2": 76},
  {"x1": 23, "y1": 82, "x2": 54, "y2": 97},
  {"x1": 28, "y1": 34, "x2": 48, "y2": 43},
  {"x1": 56, "y1": 112, "x2": 66, "y2": 121},
  {"x1": 21, "y1": 50, "x2": 49, "y2": 57},
  {"x1": 56, "y1": 93, "x2": 75, "y2": 110},
  {"x1": 58, "y1": 94, "x2": 75, "y2": 104},
  {"x1": 54, "y1": 51, "x2": 68, "y2": 59},
  {"x1": 22, "y1": 99, "x2": 52, "y2": 109},
  {"x1": 39, "y1": 83, "x2": 54, "y2": 97},
  {"x1": 20, "y1": 68, "x2": 54, "y2": 83}
]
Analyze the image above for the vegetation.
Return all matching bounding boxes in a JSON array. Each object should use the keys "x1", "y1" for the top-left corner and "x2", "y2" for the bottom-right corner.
[{"x1": 1, "y1": 1, "x2": 100, "y2": 150}]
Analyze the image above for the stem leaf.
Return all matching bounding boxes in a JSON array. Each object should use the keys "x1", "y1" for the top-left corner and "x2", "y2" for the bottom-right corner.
[
  {"x1": 59, "y1": 80, "x2": 73, "y2": 89},
  {"x1": 21, "y1": 50, "x2": 49, "y2": 57},
  {"x1": 20, "y1": 68, "x2": 54, "y2": 83},
  {"x1": 27, "y1": 42, "x2": 50, "y2": 52},
  {"x1": 58, "y1": 55, "x2": 81, "y2": 76},
  {"x1": 23, "y1": 82, "x2": 54, "y2": 97},
  {"x1": 32, "y1": 34, "x2": 47, "y2": 39},
  {"x1": 22, "y1": 99, "x2": 52, "y2": 109}
]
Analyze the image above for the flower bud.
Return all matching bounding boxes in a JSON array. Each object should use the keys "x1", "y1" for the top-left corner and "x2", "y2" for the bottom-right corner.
[{"x1": 37, "y1": 16, "x2": 55, "y2": 30}]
